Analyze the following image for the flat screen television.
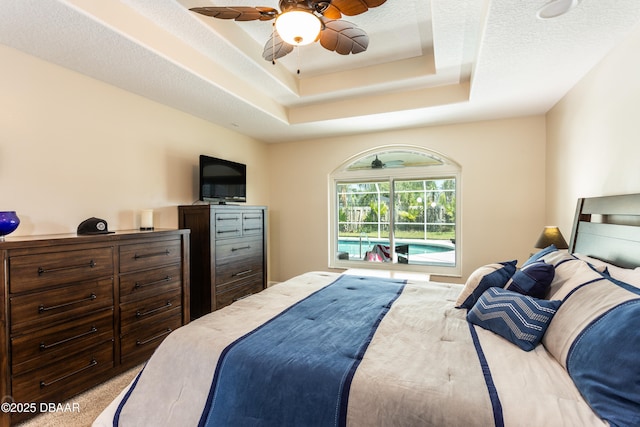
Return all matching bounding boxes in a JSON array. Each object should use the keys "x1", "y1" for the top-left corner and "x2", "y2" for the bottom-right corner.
[{"x1": 199, "y1": 155, "x2": 247, "y2": 203}]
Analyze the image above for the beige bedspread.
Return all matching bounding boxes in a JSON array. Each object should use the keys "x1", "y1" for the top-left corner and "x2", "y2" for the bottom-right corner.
[{"x1": 94, "y1": 271, "x2": 603, "y2": 427}]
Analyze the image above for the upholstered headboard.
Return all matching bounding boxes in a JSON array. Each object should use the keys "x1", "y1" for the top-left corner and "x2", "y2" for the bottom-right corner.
[{"x1": 570, "y1": 193, "x2": 640, "y2": 269}]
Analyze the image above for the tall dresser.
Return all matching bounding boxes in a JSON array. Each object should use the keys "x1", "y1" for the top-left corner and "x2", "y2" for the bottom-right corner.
[
  {"x1": 0, "y1": 229, "x2": 189, "y2": 426},
  {"x1": 178, "y1": 205, "x2": 267, "y2": 319}
]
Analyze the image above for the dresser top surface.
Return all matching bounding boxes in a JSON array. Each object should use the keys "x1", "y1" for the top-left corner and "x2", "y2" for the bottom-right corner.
[
  {"x1": 0, "y1": 229, "x2": 189, "y2": 250},
  {"x1": 179, "y1": 204, "x2": 266, "y2": 210}
]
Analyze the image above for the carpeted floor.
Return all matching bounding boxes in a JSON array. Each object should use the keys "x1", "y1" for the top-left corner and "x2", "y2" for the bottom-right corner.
[{"x1": 15, "y1": 365, "x2": 141, "y2": 427}]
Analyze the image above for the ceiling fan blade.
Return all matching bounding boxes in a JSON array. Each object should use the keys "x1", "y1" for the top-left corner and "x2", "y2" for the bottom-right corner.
[
  {"x1": 319, "y1": 20, "x2": 369, "y2": 55},
  {"x1": 263, "y1": 31, "x2": 294, "y2": 62},
  {"x1": 330, "y1": 0, "x2": 387, "y2": 16},
  {"x1": 316, "y1": 3, "x2": 342, "y2": 19},
  {"x1": 384, "y1": 160, "x2": 404, "y2": 168},
  {"x1": 190, "y1": 6, "x2": 278, "y2": 21}
]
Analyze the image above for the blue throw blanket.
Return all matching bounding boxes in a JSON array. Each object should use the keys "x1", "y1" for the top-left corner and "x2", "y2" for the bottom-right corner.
[{"x1": 198, "y1": 275, "x2": 406, "y2": 427}]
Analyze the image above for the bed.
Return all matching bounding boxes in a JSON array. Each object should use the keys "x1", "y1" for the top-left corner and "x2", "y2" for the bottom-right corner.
[{"x1": 94, "y1": 194, "x2": 640, "y2": 427}]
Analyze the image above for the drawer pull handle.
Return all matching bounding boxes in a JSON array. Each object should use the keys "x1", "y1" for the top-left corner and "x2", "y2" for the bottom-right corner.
[
  {"x1": 217, "y1": 229, "x2": 239, "y2": 234},
  {"x1": 136, "y1": 328, "x2": 172, "y2": 346},
  {"x1": 39, "y1": 326, "x2": 98, "y2": 350},
  {"x1": 134, "y1": 250, "x2": 170, "y2": 260},
  {"x1": 243, "y1": 227, "x2": 261, "y2": 232},
  {"x1": 134, "y1": 276, "x2": 172, "y2": 289},
  {"x1": 244, "y1": 216, "x2": 262, "y2": 220},
  {"x1": 37, "y1": 260, "x2": 96, "y2": 276},
  {"x1": 136, "y1": 301, "x2": 172, "y2": 318},
  {"x1": 233, "y1": 293, "x2": 253, "y2": 302},
  {"x1": 232, "y1": 269, "x2": 253, "y2": 277},
  {"x1": 231, "y1": 245, "x2": 251, "y2": 252},
  {"x1": 217, "y1": 217, "x2": 239, "y2": 221},
  {"x1": 40, "y1": 358, "x2": 98, "y2": 388},
  {"x1": 38, "y1": 293, "x2": 97, "y2": 313}
]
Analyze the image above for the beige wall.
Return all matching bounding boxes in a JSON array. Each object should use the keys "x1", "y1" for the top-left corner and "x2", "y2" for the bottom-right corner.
[
  {"x1": 267, "y1": 117, "x2": 547, "y2": 283},
  {"x1": 1, "y1": 45, "x2": 269, "y2": 237},
  {"x1": 546, "y1": 23, "x2": 640, "y2": 235},
  {"x1": 3, "y1": 12, "x2": 638, "y2": 305}
]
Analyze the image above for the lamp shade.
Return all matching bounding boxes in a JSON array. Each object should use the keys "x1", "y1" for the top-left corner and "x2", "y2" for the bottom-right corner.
[
  {"x1": 534, "y1": 226, "x2": 569, "y2": 249},
  {"x1": 275, "y1": 11, "x2": 321, "y2": 46}
]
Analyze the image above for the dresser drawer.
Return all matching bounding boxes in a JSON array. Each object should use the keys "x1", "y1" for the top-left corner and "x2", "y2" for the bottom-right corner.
[
  {"x1": 215, "y1": 212, "x2": 243, "y2": 239},
  {"x1": 10, "y1": 278, "x2": 114, "y2": 334},
  {"x1": 12, "y1": 340, "x2": 114, "y2": 404},
  {"x1": 120, "y1": 264, "x2": 182, "y2": 303},
  {"x1": 120, "y1": 239, "x2": 182, "y2": 273},
  {"x1": 242, "y1": 212, "x2": 263, "y2": 236},
  {"x1": 120, "y1": 289, "x2": 182, "y2": 335},
  {"x1": 215, "y1": 256, "x2": 263, "y2": 287},
  {"x1": 216, "y1": 270, "x2": 263, "y2": 294},
  {"x1": 8, "y1": 247, "x2": 114, "y2": 293},
  {"x1": 120, "y1": 312, "x2": 182, "y2": 365},
  {"x1": 11, "y1": 309, "x2": 114, "y2": 375},
  {"x1": 215, "y1": 236, "x2": 263, "y2": 262},
  {"x1": 216, "y1": 280, "x2": 264, "y2": 309}
]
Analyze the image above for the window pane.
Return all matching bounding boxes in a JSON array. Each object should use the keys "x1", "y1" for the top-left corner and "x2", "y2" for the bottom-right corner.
[
  {"x1": 393, "y1": 178, "x2": 456, "y2": 266},
  {"x1": 331, "y1": 148, "x2": 460, "y2": 275},
  {"x1": 337, "y1": 181, "x2": 390, "y2": 261},
  {"x1": 344, "y1": 150, "x2": 445, "y2": 171}
]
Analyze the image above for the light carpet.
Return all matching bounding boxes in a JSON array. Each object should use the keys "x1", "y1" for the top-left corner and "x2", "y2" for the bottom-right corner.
[{"x1": 15, "y1": 365, "x2": 141, "y2": 427}]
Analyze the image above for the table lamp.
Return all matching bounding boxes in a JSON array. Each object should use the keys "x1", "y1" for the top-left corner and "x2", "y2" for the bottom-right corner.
[{"x1": 534, "y1": 226, "x2": 569, "y2": 249}]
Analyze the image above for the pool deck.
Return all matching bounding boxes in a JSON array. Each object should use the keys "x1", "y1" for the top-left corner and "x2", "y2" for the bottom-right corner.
[{"x1": 409, "y1": 250, "x2": 455, "y2": 264}]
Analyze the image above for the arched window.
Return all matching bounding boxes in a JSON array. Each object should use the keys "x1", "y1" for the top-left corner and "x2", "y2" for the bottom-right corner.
[{"x1": 329, "y1": 145, "x2": 461, "y2": 276}]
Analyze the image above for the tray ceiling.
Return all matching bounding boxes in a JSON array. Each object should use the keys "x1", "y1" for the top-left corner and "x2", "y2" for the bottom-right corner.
[{"x1": 1, "y1": 0, "x2": 640, "y2": 143}]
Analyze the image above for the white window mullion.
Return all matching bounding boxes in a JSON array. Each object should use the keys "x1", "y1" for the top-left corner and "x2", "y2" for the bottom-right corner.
[{"x1": 389, "y1": 179, "x2": 396, "y2": 263}]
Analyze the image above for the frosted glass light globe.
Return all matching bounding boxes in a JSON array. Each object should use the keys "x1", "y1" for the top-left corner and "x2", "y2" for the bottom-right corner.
[{"x1": 275, "y1": 11, "x2": 321, "y2": 46}]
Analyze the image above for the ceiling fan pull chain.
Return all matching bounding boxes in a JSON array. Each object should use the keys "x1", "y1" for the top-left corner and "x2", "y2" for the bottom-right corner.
[
  {"x1": 296, "y1": 46, "x2": 301, "y2": 75},
  {"x1": 272, "y1": 23, "x2": 276, "y2": 65}
]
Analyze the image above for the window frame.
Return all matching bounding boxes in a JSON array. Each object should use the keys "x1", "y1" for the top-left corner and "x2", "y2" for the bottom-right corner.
[{"x1": 329, "y1": 146, "x2": 462, "y2": 277}]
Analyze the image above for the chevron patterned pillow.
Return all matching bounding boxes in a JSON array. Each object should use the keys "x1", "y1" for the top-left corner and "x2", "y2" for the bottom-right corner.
[{"x1": 467, "y1": 287, "x2": 562, "y2": 351}]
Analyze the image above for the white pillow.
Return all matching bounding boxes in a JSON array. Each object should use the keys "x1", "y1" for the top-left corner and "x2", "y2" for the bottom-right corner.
[
  {"x1": 574, "y1": 253, "x2": 640, "y2": 288},
  {"x1": 539, "y1": 250, "x2": 575, "y2": 266},
  {"x1": 455, "y1": 261, "x2": 517, "y2": 309},
  {"x1": 546, "y1": 257, "x2": 603, "y2": 300}
]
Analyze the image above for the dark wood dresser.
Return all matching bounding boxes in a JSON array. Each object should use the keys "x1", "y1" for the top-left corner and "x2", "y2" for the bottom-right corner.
[
  {"x1": 0, "y1": 229, "x2": 190, "y2": 426},
  {"x1": 178, "y1": 205, "x2": 266, "y2": 319}
]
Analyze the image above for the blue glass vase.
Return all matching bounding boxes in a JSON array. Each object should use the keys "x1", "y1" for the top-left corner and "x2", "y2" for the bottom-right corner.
[{"x1": 0, "y1": 211, "x2": 20, "y2": 241}]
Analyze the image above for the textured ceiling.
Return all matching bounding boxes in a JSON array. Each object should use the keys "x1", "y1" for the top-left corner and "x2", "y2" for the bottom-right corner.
[{"x1": 1, "y1": 0, "x2": 640, "y2": 143}]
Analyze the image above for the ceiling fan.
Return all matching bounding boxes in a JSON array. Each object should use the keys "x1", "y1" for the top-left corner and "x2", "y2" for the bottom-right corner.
[
  {"x1": 371, "y1": 155, "x2": 404, "y2": 169},
  {"x1": 189, "y1": 0, "x2": 388, "y2": 62}
]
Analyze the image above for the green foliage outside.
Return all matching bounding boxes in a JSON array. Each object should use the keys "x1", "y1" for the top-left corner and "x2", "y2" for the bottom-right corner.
[{"x1": 337, "y1": 178, "x2": 456, "y2": 241}]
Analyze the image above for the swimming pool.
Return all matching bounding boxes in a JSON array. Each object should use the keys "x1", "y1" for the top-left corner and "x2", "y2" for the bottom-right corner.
[{"x1": 338, "y1": 238, "x2": 454, "y2": 260}]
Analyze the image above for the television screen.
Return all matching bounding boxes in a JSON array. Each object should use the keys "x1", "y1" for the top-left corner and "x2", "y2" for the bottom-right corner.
[{"x1": 199, "y1": 155, "x2": 246, "y2": 203}]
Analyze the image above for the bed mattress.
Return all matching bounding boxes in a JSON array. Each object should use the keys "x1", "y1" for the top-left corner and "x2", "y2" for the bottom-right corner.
[{"x1": 94, "y1": 271, "x2": 602, "y2": 427}]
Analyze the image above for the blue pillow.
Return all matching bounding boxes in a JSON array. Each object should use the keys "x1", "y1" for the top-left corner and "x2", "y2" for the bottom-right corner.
[
  {"x1": 522, "y1": 244, "x2": 557, "y2": 267},
  {"x1": 504, "y1": 261, "x2": 555, "y2": 298},
  {"x1": 550, "y1": 273, "x2": 640, "y2": 427},
  {"x1": 456, "y1": 260, "x2": 517, "y2": 309},
  {"x1": 467, "y1": 287, "x2": 561, "y2": 351}
]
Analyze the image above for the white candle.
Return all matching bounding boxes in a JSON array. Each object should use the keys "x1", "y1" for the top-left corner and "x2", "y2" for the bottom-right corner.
[{"x1": 140, "y1": 209, "x2": 154, "y2": 230}]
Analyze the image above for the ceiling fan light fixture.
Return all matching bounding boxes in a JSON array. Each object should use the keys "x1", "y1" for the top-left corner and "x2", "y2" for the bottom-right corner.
[
  {"x1": 536, "y1": 0, "x2": 581, "y2": 20},
  {"x1": 275, "y1": 10, "x2": 321, "y2": 46}
]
